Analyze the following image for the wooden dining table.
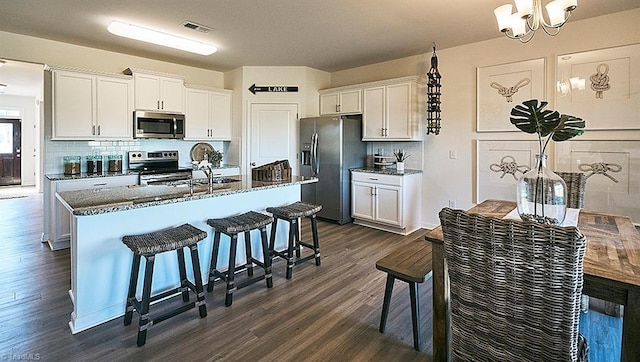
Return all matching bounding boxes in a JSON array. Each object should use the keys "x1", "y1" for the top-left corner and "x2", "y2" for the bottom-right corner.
[{"x1": 425, "y1": 199, "x2": 640, "y2": 362}]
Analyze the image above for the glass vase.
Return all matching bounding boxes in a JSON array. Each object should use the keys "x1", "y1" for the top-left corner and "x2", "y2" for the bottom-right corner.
[{"x1": 516, "y1": 154, "x2": 567, "y2": 225}]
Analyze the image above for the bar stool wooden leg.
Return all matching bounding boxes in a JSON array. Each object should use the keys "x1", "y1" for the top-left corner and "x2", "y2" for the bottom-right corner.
[
  {"x1": 225, "y1": 234, "x2": 239, "y2": 307},
  {"x1": 124, "y1": 254, "x2": 141, "y2": 326},
  {"x1": 379, "y1": 274, "x2": 395, "y2": 333},
  {"x1": 244, "y1": 231, "x2": 254, "y2": 277},
  {"x1": 310, "y1": 215, "x2": 321, "y2": 266},
  {"x1": 189, "y1": 244, "x2": 207, "y2": 318},
  {"x1": 409, "y1": 281, "x2": 421, "y2": 351},
  {"x1": 177, "y1": 248, "x2": 190, "y2": 302},
  {"x1": 137, "y1": 254, "x2": 155, "y2": 347},
  {"x1": 285, "y1": 219, "x2": 296, "y2": 279},
  {"x1": 207, "y1": 231, "x2": 221, "y2": 293},
  {"x1": 294, "y1": 218, "x2": 302, "y2": 259},
  {"x1": 268, "y1": 217, "x2": 279, "y2": 253},
  {"x1": 259, "y1": 226, "x2": 273, "y2": 288}
]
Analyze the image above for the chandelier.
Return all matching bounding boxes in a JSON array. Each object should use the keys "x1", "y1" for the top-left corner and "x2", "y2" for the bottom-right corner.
[{"x1": 494, "y1": 0, "x2": 577, "y2": 43}]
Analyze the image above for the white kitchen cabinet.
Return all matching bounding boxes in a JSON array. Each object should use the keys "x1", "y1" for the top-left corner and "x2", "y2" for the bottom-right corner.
[
  {"x1": 362, "y1": 77, "x2": 420, "y2": 141},
  {"x1": 319, "y1": 87, "x2": 362, "y2": 115},
  {"x1": 185, "y1": 86, "x2": 233, "y2": 140},
  {"x1": 125, "y1": 68, "x2": 185, "y2": 113},
  {"x1": 351, "y1": 170, "x2": 421, "y2": 235},
  {"x1": 43, "y1": 175, "x2": 138, "y2": 250},
  {"x1": 51, "y1": 68, "x2": 133, "y2": 140},
  {"x1": 95, "y1": 76, "x2": 133, "y2": 138}
]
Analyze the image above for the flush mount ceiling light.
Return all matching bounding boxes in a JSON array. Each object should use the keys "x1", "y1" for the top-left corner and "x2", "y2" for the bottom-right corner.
[
  {"x1": 107, "y1": 20, "x2": 217, "y2": 55},
  {"x1": 494, "y1": 0, "x2": 577, "y2": 43}
]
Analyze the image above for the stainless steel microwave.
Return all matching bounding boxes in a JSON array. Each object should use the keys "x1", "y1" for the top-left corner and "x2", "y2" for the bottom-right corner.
[{"x1": 133, "y1": 111, "x2": 185, "y2": 139}]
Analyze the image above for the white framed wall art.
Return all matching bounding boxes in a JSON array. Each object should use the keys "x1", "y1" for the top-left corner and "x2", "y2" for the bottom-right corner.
[
  {"x1": 476, "y1": 139, "x2": 540, "y2": 204},
  {"x1": 555, "y1": 140, "x2": 640, "y2": 224},
  {"x1": 476, "y1": 58, "x2": 546, "y2": 132},
  {"x1": 555, "y1": 43, "x2": 640, "y2": 130}
]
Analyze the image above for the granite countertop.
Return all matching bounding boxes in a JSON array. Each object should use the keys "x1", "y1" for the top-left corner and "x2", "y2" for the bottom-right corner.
[
  {"x1": 350, "y1": 167, "x2": 422, "y2": 176},
  {"x1": 56, "y1": 175, "x2": 318, "y2": 216}
]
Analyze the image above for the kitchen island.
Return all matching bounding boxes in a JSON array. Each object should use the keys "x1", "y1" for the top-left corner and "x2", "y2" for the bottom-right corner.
[{"x1": 56, "y1": 175, "x2": 317, "y2": 334}]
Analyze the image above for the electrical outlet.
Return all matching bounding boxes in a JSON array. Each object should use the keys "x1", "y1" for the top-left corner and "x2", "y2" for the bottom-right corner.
[
  {"x1": 449, "y1": 200, "x2": 456, "y2": 208},
  {"x1": 449, "y1": 149, "x2": 457, "y2": 159}
]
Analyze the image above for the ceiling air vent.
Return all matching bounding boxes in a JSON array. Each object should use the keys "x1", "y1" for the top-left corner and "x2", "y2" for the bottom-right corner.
[{"x1": 182, "y1": 21, "x2": 214, "y2": 33}]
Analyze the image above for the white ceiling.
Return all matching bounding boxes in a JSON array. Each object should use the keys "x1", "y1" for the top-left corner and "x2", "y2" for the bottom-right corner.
[{"x1": 1, "y1": 0, "x2": 639, "y2": 99}]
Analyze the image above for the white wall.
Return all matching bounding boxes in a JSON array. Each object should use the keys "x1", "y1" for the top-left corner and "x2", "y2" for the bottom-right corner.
[
  {"x1": 330, "y1": 9, "x2": 640, "y2": 228},
  {"x1": 224, "y1": 66, "x2": 330, "y2": 175}
]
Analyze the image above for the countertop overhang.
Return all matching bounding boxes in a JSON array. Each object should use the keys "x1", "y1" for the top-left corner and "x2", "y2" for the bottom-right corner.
[
  {"x1": 350, "y1": 167, "x2": 422, "y2": 176},
  {"x1": 56, "y1": 175, "x2": 318, "y2": 216}
]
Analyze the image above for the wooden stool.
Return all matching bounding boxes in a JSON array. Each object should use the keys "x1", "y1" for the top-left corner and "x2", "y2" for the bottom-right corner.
[
  {"x1": 122, "y1": 223, "x2": 208, "y2": 347},
  {"x1": 206, "y1": 211, "x2": 274, "y2": 306},
  {"x1": 375, "y1": 242, "x2": 433, "y2": 351},
  {"x1": 266, "y1": 202, "x2": 322, "y2": 279}
]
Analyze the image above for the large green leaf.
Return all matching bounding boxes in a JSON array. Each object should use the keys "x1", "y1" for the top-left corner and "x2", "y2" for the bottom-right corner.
[
  {"x1": 552, "y1": 115, "x2": 585, "y2": 141},
  {"x1": 510, "y1": 99, "x2": 561, "y2": 137}
]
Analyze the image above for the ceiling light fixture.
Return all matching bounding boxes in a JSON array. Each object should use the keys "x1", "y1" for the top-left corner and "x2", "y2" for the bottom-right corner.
[
  {"x1": 0, "y1": 60, "x2": 6, "y2": 67},
  {"x1": 107, "y1": 20, "x2": 217, "y2": 55},
  {"x1": 494, "y1": 0, "x2": 577, "y2": 43}
]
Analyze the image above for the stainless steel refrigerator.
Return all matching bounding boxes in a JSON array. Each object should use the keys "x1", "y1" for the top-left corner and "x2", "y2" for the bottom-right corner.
[{"x1": 299, "y1": 115, "x2": 367, "y2": 224}]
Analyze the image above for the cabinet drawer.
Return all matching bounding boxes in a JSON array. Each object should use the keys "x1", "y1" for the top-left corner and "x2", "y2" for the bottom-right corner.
[{"x1": 351, "y1": 172, "x2": 402, "y2": 186}]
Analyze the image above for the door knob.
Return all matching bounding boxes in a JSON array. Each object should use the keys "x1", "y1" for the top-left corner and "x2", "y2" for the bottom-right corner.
[{"x1": 251, "y1": 162, "x2": 256, "y2": 166}]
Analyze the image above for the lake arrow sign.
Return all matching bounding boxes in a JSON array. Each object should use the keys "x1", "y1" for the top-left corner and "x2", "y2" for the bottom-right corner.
[{"x1": 249, "y1": 84, "x2": 298, "y2": 95}]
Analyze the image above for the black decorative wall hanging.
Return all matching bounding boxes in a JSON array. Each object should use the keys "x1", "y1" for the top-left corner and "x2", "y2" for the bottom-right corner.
[{"x1": 426, "y1": 44, "x2": 441, "y2": 135}]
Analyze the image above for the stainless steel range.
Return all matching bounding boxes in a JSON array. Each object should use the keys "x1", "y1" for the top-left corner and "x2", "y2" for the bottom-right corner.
[{"x1": 128, "y1": 150, "x2": 192, "y2": 185}]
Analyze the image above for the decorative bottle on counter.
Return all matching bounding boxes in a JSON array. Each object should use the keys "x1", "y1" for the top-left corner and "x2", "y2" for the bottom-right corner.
[{"x1": 63, "y1": 156, "x2": 81, "y2": 175}]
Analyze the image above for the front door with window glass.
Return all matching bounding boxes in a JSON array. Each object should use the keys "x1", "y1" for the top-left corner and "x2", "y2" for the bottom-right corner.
[{"x1": 0, "y1": 118, "x2": 21, "y2": 186}]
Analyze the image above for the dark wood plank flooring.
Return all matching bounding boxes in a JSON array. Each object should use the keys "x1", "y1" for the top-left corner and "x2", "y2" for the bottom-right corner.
[
  {"x1": 0, "y1": 194, "x2": 624, "y2": 361},
  {"x1": 0, "y1": 194, "x2": 432, "y2": 361}
]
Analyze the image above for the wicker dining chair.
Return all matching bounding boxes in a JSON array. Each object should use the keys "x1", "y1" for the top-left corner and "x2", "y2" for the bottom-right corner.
[
  {"x1": 557, "y1": 172, "x2": 587, "y2": 209},
  {"x1": 438, "y1": 207, "x2": 589, "y2": 362}
]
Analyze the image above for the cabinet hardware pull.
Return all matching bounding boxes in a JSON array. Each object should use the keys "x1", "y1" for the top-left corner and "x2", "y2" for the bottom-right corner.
[
  {"x1": 369, "y1": 177, "x2": 379, "y2": 180},
  {"x1": 93, "y1": 183, "x2": 107, "y2": 187},
  {"x1": 157, "y1": 100, "x2": 160, "y2": 109},
  {"x1": 92, "y1": 125, "x2": 95, "y2": 135},
  {"x1": 161, "y1": 100, "x2": 164, "y2": 109},
  {"x1": 97, "y1": 125, "x2": 101, "y2": 135}
]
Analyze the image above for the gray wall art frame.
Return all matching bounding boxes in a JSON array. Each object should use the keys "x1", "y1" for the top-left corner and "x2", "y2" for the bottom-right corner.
[
  {"x1": 556, "y1": 43, "x2": 640, "y2": 130},
  {"x1": 476, "y1": 139, "x2": 540, "y2": 204},
  {"x1": 555, "y1": 140, "x2": 640, "y2": 224},
  {"x1": 476, "y1": 58, "x2": 546, "y2": 132}
]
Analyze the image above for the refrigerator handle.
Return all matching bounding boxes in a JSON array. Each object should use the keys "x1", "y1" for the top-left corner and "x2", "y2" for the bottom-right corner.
[{"x1": 311, "y1": 132, "x2": 319, "y2": 177}]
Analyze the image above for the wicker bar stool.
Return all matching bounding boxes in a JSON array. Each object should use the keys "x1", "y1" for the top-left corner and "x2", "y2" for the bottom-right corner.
[
  {"x1": 266, "y1": 201, "x2": 322, "y2": 279},
  {"x1": 122, "y1": 223, "x2": 208, "y2": 347},
  {"x1": 206, "y1": 211, "x2": 274, "y2": 306}
]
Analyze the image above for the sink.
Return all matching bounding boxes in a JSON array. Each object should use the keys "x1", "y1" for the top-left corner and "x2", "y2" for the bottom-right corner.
[{"x1": 192, "y1": 177, "x2": 240, "y2": 185}]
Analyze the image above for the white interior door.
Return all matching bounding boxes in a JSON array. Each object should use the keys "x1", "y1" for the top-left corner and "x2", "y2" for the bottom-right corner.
[{"x1": 249, "y1": 103, "x2": 298, "y2": 176}]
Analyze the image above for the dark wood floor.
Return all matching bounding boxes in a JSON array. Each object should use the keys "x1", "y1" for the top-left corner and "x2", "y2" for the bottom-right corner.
[
  {"x1": 0, "y1": 193, "x2": 624, "y2": 361},
  {"x1": 0, "y1": 194, "x2": 433, "y2": 361}
]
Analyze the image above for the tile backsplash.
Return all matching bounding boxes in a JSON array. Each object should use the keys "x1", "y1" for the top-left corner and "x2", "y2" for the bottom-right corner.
[
  {"x1": 44, "y1": 137, "x2": 230, "y2": 174},
  {"x1": 365, "y1": 141, "x2": 423, "y2": 170}
]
